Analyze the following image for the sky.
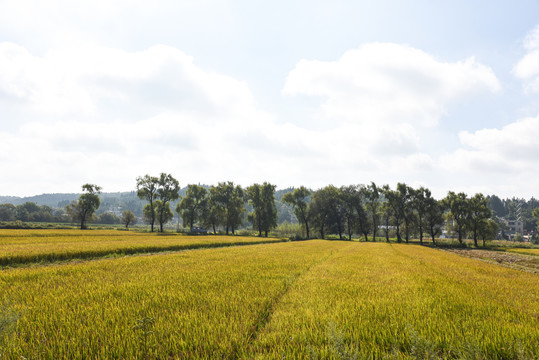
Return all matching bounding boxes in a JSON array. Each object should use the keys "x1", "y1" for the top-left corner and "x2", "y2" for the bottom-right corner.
[{"x1": 1, "y1": 0, "x2": 539, "y2": 199}]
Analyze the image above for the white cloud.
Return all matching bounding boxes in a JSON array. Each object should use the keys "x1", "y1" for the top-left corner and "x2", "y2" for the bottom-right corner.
[
  {"x1": 0, "y1": 41, "x2": 510, "y2": 198},
  {"x1": 440, "y1": 115, "x2": 539, "y2": 197},
  {"x1": 514, "y1": 25, "x2": 539, "y2": 93},
  {"x1": 0, "y1": 42, "x2": 254, "y2": 121},
  {"x1": 283, "y1": 43, "x2": 500, "y2": 127}
]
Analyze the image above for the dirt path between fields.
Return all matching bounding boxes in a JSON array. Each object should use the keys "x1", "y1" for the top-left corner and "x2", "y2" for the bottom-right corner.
[{"x1": 445, "y1": 248, "x2": 539, "y2": 274}]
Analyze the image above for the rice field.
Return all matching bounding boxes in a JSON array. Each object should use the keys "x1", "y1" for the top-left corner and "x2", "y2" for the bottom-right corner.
[
  {"x1": 0, "y1": 229, "x2": 285, "y2": 267},
  {"x1": 506, "y1": 247, "x2": 539, "y2": 257},
  {"x1": 0, "y1": 230, "x2": 537, "y2": 359}
]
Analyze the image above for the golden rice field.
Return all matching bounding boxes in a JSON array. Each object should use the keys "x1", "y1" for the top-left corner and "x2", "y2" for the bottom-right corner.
[
  {"x1": 0, "y1": 230, "x2": 538, "y2": 359},
  {"x1": 0, "y1": 229, "x2": 285, "y2": 267},
  {"x1": 506, "y1": 247, "x2": 539, "y2": 256}
]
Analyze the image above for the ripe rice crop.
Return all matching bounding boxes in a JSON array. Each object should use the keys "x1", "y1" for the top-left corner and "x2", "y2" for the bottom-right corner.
[
  {"x1": 250, "y1": 243, "x2": 539, "y2": 358},
  {"x1": 0, "y1": 229, "x2": 285, "y2": 266},
  {"x1": 0, "y1": 238, "x2": 537, "y2": 358},
  {"x1": 506, "y1": 248, "x2": 539, "y2": 256}
]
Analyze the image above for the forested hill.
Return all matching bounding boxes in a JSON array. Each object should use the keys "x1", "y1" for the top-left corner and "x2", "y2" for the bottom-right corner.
[
  {"x1": 0, "y1": 188, "x2": 298, "y2": 223},
  {"x1": 0, "y1": 188, "x2": 297, "y2": 208},
  {"x1": 0, "y1": 192, "x2": 147, "y2": 209}
]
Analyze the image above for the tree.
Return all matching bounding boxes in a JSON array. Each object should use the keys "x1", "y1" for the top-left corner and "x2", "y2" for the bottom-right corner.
[
  {"x1": 66, "y1": 184, "x2": 102, "y2": 229},
  {"x1": 424, "y1": 197, "x2": 444, "y2": 245},
  {"x1": 443, "y1": 191, "x2": 469, "y2": 244},
  {"x1": 379, "y1": 189, "x2": 392, "y2": 242},
  {"x1": 0, "y1": 204, "x2": 16, "y2": 222},
  {"x1": 533, "y1": 208, "x2": 539, "y2": 232},
  {"x1": 478, "y1": 218, "x2": 498, "y2": 247},
  {"x1": 177, "y1": 184, "x2": 208, "y2": 231},
  {"x1": 309, "y1": 186, "x2": 343, "y2": 239},
  {"x1": 200, "y1": 190, "x2": 222, "y2": 234},
  {"x1": 136, "y1": 175, "x2": 159, "y2": 232},
  {"x1": 466, "y1": 193, "x2": 491, "y2": 247},
  {"x1": 121, "y1": 210, "x2": 136, "y2": 229},
  {"x1": 281, "y1": 186, "x2": 312, "y2": 239},
  {"x1": 383, "y1": 185, "x2": 404, "y2": 243},
  {"x1": 412, "y1": 187, "x2": 431, "y2": 245},
  {"x1": 247, "y1": 182, "x2": 278, "y2": 237},
  {"x1": 363, "y1": 182, "x2": 381, "y2": 242},
  {"x1": 156, "y1": 173, "x2": 180, "y2": 232},
  {"x1": 97, "y1": 212, "x2": 121, "y2": 224},
  {"x1": 400, "y1": 184, "x2": 416, "y2": 244},
  {"x1": 211, "y1": 182, "x2": 245, "y2": 235},
  {"x1": 340, "y1": 185, "x2": 359, "y2": 241},
  {"x1": 155, "y1": 200, "x2": 174, "y2": 231},
  {"x1": 352, "y1": 185, "x2": 370, "y2": 241}
]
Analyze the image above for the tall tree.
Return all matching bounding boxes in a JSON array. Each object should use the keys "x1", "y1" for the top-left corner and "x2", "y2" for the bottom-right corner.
[
  {"x1": 156, "y1": 173, "x2": 180, "y2": 232},
  {"x1": 136, "y1": 175, "x2": 159, "y2": 232},
  {"x1": 352, "y1": 185, "x2": 370, "y2": 241},
  {"x1": 533, "y1": 208, "x2": 539, "y2": 232},
  {"x1": 478, "y1": 218, "x2": 499, "y2": 247},
  {"x1": 467, "y1": 193, "x2": 492, "y2": 247},
  {"x1": 177, "y1": 184, "x2": 208, "y2": 231},
  {"x1": 380, "y1": 187, "x2": 392, "y2": 242},
  {"x1": 65, "y1": 184, "x2": 102, "y2": 230},
  {"x1": 400, "y1": 184, "x2": 416, "y2": 244},
  {"x1": 281, "y1": 186, "x2": 312, "y2": 239},
  {"x1": 212, "y1": 182, "x2": 245, "y2": 235},
  {"x1": 309, "y1": 187, "x2": 332, "y2": 239},
  {"x1": 309, "y1": 185, "x2": 344, "y2": 239},
  {"x1": 155, "y1": 200, "x2": 174, "y2": 231},
  {"x1": 384, "y1": 185, "x2": 404, "y2": 243},
  {"x1": 201, "y1": 189, "x2": 223, "y2": 234},
  {"x1": 341, "y1": 185, "x2": 359, "y2": 241},
  {"x1": 412, "y1": 187, "x2": 430, "y2": 245},
  {"x1": 363, "y1": 182, "x2": 381, "y2": 242},
  {"x1": 247, "y1": 182, "x2": 278, "y2": 237},
  {"x1": 443, "y1": 191, "x2": 469, "y2": 244},
  {"x1": 424, "y1": 196, "x2": 444, "y2": 245}
]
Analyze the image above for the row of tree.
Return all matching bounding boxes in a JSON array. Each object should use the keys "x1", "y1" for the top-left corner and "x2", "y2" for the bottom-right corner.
[
  {"x1": 136, "y1": 174, "x2": 279, "y2": 236},
  {"x1": 132, "y1": 174, "x2": 502, "y2": 245},
  {"x1": 284, "y1": 183, "x2": 498, "y2": 247},
  {"x1": 53, "y1": 176, "x2": 538, "y2": 245},
  {"x1": 0, "y1": 202, "x2": 65, "y2": 222}
]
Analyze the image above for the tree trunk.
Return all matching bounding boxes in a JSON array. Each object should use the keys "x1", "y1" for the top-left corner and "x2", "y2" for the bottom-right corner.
[{"x1": 305, "y1": 221, "x2": 310, "y2": 239}]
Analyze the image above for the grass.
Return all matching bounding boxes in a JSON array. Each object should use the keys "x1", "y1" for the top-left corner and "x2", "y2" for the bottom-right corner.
[{"x1": 0, "y1": 232, "x2": 537, "y2": 359}]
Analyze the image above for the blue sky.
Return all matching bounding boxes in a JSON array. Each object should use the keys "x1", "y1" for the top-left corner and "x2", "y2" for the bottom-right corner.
[{"x1": 1, "y1": 0, "x2": 538, "y2": 198}]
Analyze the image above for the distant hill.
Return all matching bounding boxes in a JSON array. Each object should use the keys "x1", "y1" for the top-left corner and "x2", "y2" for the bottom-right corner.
[{"x1": 0, "y1": 187, "x2": 299, "y2": 224}]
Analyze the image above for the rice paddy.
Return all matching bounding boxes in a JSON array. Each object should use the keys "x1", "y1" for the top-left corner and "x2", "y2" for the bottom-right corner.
[{"x1": 0, "y1": 230, "x2": 537, "y2": 359}]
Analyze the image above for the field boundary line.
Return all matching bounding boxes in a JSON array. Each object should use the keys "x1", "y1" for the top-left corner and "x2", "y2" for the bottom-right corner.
[{"x1": 239, "y1": 243, "x2": 354, "y2": 357}]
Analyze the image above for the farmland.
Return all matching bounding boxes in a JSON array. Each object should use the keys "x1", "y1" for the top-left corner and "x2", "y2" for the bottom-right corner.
[
  {"x1": 0, "y1": 229, "x2": 285, "y2": 267},
  {"x1": 0, "y1": 230, "x2": 538, "y2": 359}
]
